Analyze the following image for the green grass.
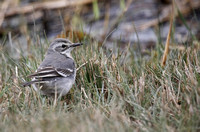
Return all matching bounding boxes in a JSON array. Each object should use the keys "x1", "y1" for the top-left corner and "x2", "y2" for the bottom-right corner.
[{"x1": 0, "y1": 33, "x2": 200, "y2": 132}]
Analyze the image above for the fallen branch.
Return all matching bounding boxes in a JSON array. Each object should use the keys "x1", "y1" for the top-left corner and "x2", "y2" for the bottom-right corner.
[{"x1": 5, "y1": 0, "x2": 94, "y2": 17}]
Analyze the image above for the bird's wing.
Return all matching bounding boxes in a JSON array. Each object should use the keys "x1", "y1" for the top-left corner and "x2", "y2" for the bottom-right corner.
[
  {"x1": 28, "y1": 66, "x2": 74, "y2": 78},
  {"x1": 23, "y1": 53, "x2": 75, "y2": 87},
  {"x1": 23, "y1": 67, "x2": 74, "y2": 87}
]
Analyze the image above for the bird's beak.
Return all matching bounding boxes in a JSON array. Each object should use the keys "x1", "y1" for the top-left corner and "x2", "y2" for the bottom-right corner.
[{"x1": 70, "y1": 43, "x2": 83, "y2": 47}]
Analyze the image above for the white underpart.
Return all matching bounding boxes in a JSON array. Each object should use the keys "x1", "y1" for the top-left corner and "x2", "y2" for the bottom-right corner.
[
  {"x1": 61, "y1": 48, "x2": 74, "y2": 58},
  {"x1": 64, "y1": 52, "x2": 72, "y2": 58}
]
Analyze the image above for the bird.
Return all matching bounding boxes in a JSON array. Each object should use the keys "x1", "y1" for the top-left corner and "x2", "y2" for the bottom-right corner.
[{"x1": 23, "y1": 38, "x2": 83, "y2": 97}]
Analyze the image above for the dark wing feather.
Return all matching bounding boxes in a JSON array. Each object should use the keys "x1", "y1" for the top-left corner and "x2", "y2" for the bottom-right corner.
[
  {"x1": 28, "y1": 67, "x2": 60, "y2": 78},
  {"x1": 28, "y1": 66, "x2": 74, "y2": 79},
  {"x1": 55, "y1": 68, "x2": 74, "y2": 77}
]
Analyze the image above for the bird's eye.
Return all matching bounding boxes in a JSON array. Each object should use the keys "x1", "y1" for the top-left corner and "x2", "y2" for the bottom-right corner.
[{"x1": 62, "y1": 44, "x2": 67, "y2": 48}]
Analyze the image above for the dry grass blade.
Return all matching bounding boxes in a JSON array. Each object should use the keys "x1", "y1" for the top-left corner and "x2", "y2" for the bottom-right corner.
[{"x1": 161, "y1": 3, "x2": 174, "y2": 67}]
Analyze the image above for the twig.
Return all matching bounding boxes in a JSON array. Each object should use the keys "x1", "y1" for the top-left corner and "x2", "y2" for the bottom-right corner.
[
  {"x1": 76, "y1": 61, "x2": 88, "y2": 71},
  {"x1": 76, "y1": 58, "x2": 94, "y2": 71}
]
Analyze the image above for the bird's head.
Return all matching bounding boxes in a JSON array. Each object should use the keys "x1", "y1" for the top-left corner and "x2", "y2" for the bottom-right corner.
[{"x1": 49, "y1": 38, "x2": 83, "y2": 57}]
